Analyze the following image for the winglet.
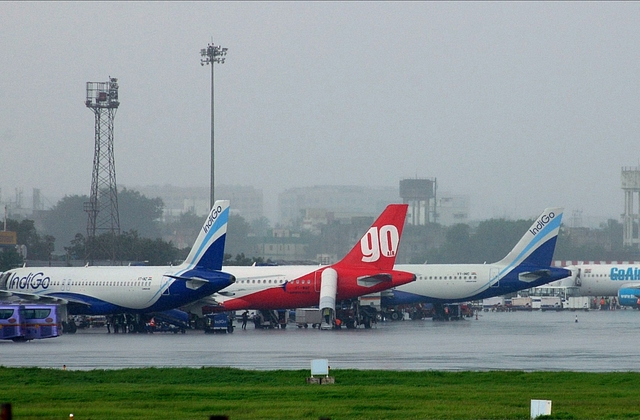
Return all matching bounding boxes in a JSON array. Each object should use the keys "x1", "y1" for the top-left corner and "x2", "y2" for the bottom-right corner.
[
  {"x1": 181, "y1": 200, "x2": 230, "y2": 270},
  {"x1": 335, "y1": 204, "x2": 408, "y2": 270},
  {"x1": 497, "y1": 207, "x2": 564, "y2": 268}
]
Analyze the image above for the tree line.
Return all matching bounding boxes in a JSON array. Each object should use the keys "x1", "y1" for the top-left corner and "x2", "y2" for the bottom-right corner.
[{"x1": 1, "y1": 189, "x2": 639, "y2": 271}]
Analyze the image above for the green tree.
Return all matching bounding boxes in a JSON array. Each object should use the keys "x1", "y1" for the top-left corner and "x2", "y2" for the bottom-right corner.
[
  {"x1": 64, "y1": 233, "x2": 86, "y2": 261},
  {"x1": 5, "y1": 219, "x2": 54, "y2": 261},
  {"x1": 250, "y1": 216, "x2": 271, "y2": 237},
  {"x1": 43, "y1": 189, "x2": 165, "y2": 251},
  {"x1": 431, "y1": 223, "x2": 473, "y2": 263},
  {"x1": 471, "y1": 218, "x2": 532, "y2": 263},
  {"x1": 118, "y1": 188, "x2": 164, "y2": 239},
  {"x1": 43, "y1": 195, "x2": 87, "y2": 252},
  {"x1": 224, "y1": 252, "x2": 266, "y2": 266},
  {"x1": 225, "y1": 214, "x2": 254, "y2": 257},
  {"x1": 80, "y1": 230, "x2": 180, "y2": 265},
  {"x1": 0, "y1": 247, "x2": 23, "y2": 271}
]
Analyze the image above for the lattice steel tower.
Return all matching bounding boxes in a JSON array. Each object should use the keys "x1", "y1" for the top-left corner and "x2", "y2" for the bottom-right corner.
[{"x1": 84, "y1": 77, "x2": 121, "y2": 261}]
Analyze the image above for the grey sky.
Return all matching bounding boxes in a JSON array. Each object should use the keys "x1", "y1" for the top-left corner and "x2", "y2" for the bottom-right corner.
[{"x1": 2, "y1": 2, "x2": 639, "y2": 223}]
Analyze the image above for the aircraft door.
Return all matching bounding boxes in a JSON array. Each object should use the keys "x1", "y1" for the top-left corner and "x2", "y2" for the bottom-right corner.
[
  {"x1": 490, "y1": 268, "x2": 500, "y2": 288},
  {"x1": 574, "y1": 268, "x2": 582, "y2": 287},
  {"x1": 314, "y1": 270, "x2": 321, "y2": 293}
]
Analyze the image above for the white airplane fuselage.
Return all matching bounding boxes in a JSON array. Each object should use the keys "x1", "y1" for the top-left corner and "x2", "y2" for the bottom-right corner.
[
  {"x1": 550, "y1": 264, "x2": 640, "y2": 297},
  {"x1": 1, "y1": 265, "x2": 231, "y2": 315},
  {"x1": 0, "y1": 200, "x2": 235, "y2": 316}
]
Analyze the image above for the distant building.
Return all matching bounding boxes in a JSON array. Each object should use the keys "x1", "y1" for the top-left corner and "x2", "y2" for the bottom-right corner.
[
  {"x1": 128, "y1": 184, "x2": 264, "y2": 223},
  {"x1": 255, "y1": 229, "x2": 309, "y2": 261},
  {"x1": 622, "y1": 166, "x2": 640, "y2": 249},
  {"x1": 398, "y1": 178, "x2": 469, "y2": 227},
  {"x1": 435, "y1": 193, "x2": 470, "y2": 226},
  {"x1": 278, "y1": 185, "x2": 399, "y2": 227}
]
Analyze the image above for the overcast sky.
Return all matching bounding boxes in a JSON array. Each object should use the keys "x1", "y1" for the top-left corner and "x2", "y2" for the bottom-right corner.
[{"x1": 2, "y1": 2, "x2": 640, "y2": 224}]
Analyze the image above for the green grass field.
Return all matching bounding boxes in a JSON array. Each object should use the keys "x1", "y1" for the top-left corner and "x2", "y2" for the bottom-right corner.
[{"x1": 2, "y1": 367, "x2": 640, "y2": 419}]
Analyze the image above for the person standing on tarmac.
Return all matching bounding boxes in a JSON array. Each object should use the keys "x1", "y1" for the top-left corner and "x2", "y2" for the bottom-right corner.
[{"x1": 242, "y1": 311, "x2": 249, "y2": 330}]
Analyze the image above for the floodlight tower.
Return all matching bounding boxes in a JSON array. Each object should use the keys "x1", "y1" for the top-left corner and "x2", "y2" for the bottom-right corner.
[
  {"x1": 200, "y1": 41, "x2": 228, "y2": 208},
  {"x1": 84, "y1": 77, "x2": 121, "y2": 262}
]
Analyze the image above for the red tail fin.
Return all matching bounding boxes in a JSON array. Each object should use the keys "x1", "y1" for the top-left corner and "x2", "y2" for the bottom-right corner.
[{"x1": 335, "y1": 204, "x2": 408, "y2": 270}]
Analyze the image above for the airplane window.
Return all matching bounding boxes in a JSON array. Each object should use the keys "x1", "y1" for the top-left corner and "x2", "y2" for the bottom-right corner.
[
  {"x1": 307, "y1": 280, "x2": 311, "y2": 284},
  {"x1": 252, "y1": 280, "x2": 255, "y2": 283}
]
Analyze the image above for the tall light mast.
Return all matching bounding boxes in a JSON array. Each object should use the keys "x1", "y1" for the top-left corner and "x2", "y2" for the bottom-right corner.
[
  {"x1": 200, "y1": 41, "x2": 228, "y2": 208},
  {"x1": 84, "y1": 77, "x2": 121, "y2": 262}
]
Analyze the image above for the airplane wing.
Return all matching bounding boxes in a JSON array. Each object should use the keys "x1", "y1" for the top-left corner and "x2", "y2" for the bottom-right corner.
[
  {"x1": 519, "y1": 269, "x2": 552, "y2": 283},
  {"x1": 0, "y1": 290, "x2": 87, "y2": 306},
  {"x1": 180, "y1": 294, "x2": 223, "y2": 311}
]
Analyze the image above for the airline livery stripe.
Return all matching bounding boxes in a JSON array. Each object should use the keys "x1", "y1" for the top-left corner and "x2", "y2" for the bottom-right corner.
[
  {"x1": 188, "y1": 207, "x2": 229, "y2": 268},
  {"x1": 473, "y1": 212, "x2": 562, "y2": 293},
  {"x1": 499, "y1": 214, "x2": 562, "y2": 276}
]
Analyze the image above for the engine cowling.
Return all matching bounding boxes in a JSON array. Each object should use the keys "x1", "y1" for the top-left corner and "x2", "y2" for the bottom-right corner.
[
  {"x1": 618, "y1": 288, "x2": 640, "y2": 307},
  {"x1": 319, "y1": 268, "x2": 338, "y2": 313}
]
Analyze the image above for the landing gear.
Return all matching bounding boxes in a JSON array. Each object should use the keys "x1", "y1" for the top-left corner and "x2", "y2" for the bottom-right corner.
[
  {"x1": 62, "y1": 319, "x2": 77, "y2": 334},
  {"x1": 433, "y1": 303, "x2": 464, "y2": 321}
]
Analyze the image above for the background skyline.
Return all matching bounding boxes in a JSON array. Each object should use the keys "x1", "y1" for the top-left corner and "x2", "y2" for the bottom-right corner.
[{"x1": 2, "y1": 2, "x2": 639, "y2": 224}]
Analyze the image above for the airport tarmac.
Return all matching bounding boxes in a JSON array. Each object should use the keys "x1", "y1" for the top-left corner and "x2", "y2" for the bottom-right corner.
[{"x1": 1, "y1": 309, "x2": 638, "y2": 371}]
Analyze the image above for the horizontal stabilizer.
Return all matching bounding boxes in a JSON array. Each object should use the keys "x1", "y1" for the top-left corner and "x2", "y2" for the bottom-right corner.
[
  {"x1": 166, "y1": 274, "x2": 209, "y2": 290},
  {"x1": 357, "y1": 273, "x2": 393, "y2": 287},
  {"x1": 518, "y1": 269, "x2": 551, "y2": 283}
]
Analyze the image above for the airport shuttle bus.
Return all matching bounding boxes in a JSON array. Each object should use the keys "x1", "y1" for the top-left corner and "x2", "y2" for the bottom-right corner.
[
  {"x1": 0, "y1": 304, "x2": 26, "y2": 341},
  {"x1": 23, "y1": 304, "x2": 60, "y2": 340},
  {"x1": 0, "y1": 303, "x2": 60, "y2": 341}
]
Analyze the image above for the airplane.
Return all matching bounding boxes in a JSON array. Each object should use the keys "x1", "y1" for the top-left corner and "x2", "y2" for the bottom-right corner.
[
  {"x1": 381, "y1": 207, "x2": 571, "y2": 314},
  {"x1": 0, "y1": 200, "x2": 236, "y2": 332},
  {"x1": 193, "y1": 204, "x2": 416, "y2": 328},
  {"x1": 547, "y1": 263, "x2": 640, "y2": 308}
]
